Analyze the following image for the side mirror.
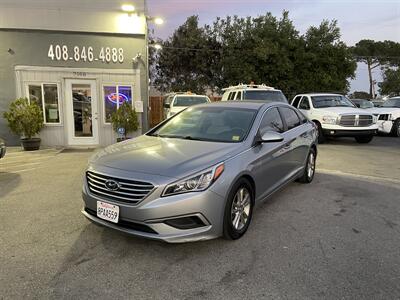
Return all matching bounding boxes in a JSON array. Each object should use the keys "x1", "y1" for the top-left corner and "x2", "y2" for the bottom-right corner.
[
  {"x1": 164, "y1": 103, "x2": 170, "y2": 109},
  {"x1": 258, "y1": 131, "x2": 284, "y2": 143}
]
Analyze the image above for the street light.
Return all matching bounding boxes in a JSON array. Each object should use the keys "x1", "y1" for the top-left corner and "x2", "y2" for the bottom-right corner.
[
  {"x1": 152, "y1": 43, "x2": 162, "y2": 50},
  {"x1": 154, "y1": 17, "x2": 164, "y2": 25},
  {"x1": 121, "y1": 4, "x2": 135, "y2": 13}
]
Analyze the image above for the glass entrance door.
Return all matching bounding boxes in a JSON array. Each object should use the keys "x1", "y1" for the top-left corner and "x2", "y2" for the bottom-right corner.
[{"x1": 65, "y1": 79, "x2": 99, "y2": 146}]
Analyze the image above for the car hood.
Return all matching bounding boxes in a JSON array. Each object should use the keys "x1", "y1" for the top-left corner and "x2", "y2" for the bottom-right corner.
[
  {"x1": 90, "y1": 135, "x2": 243, "y2": 178},
  {"x1": 368, "y1": 107, "x2": 400, "y2": 115},
  {"x1": 316, "y1": 107, "x2": 373, "y2": 116},
  {"x1": 170, "y1": 106, "x2": 186, "y2": 114}
]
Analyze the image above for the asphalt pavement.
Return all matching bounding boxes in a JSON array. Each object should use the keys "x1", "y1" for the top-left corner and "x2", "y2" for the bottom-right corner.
[{"x1": 0, "y1": 136, "x2": 399, "y2": 299}]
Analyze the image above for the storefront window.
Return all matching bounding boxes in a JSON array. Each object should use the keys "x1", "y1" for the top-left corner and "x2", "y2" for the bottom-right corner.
[
  {"x1": 28, "y1": 85, "x2": 42, "y2": 108},
  {"x1": 103, "y1": 85, "x2": 133, "y2": 123},
  {"x1": 27, "y1": 83, "x2": 60, "y2": 124},
  {"x1": 43, "y1": 84, "x2": 60, "y2": 123}
]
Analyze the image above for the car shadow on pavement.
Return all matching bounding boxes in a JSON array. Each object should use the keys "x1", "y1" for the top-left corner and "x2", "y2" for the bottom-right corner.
[
  {"x1": 0, "y1": 172, "x2": 21, "y2": 199},
  {"x1": 48, "y1": 173, "x2": 400, "y2": 299}
]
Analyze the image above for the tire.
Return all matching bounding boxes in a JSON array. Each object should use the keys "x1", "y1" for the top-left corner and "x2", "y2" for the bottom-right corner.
[
  {"x1": 391, "y1": 119, "x2": 400, "y2": 137},
  {"x1": 355, "y1": 135, "x2": 373, "y2": 143},
  {"x1": 314, "y1": 121, "x2": 326, "y2": 144},
  {"x1": 298, "y1": 148, "x2": 316, "y2": 183},
  {"x1": 223, "y1": 178, "x2": 254, "y2": 240}
]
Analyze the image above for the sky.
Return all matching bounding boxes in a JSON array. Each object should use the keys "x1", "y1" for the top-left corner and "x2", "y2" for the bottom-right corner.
[{"x1": 148, "y1": 0, "x2": 400, "y2": 94}]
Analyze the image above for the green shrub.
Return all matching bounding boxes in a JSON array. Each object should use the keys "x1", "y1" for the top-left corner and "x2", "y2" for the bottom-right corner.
[
  {"x1": 110, "y1": 102, "x2": 139, "y2": 138},
  {"x1": 3, "y1": 98, "x2": 44, "y2": 139}
]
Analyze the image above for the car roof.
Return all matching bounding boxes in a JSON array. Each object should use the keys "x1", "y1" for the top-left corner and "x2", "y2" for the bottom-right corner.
[
  {"x1": 296, "y1": 93, "x2": 343, "y2": 97},
  {"x1": 175, "y1": 94, "x2": 208, "y2": 98},
  {"x1": 222, "y1": 84, "x2": 281, "y2": 92},
  {"x1": 193, "y1": 101, "x2": 289, "y2": 110}
]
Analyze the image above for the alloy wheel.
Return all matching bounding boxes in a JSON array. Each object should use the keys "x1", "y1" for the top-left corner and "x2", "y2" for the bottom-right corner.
[
  {"x1": 231, "y1": 187, "x2": 251, "y2": 230},
  {"x1": 307, "y1": 152, "x2": 315, "y2": 179}
]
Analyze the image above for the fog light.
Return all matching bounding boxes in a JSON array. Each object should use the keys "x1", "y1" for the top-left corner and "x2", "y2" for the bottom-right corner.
[
  {"x1": 164, "y1": 216, "x2": 206, "y2": 230},
  {"x1": 330, "y1": 131, "x2": 335, "y2": 134}
]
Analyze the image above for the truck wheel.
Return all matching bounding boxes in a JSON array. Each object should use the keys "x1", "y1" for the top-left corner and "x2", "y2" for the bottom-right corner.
[
  {"x1": 314, "y1": 121, "x2": 326, "y2": 144},
  {"x1": 391, "y1": 119, "x2": 400, "y2": 137},
  {"x1": 355, "y1": 135, "x2": 373, "y2": 143}
]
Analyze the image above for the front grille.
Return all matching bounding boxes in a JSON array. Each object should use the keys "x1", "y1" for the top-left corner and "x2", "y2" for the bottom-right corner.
[
  {"x1": 85, "y1": 208, "x2": 158, "y2": 234},
  {"x1": 86, "y1": 171, "x2": 154, "y2": 204},
  {"x1": 339, "y1": 115, "x2": 373, "y2": 127}
]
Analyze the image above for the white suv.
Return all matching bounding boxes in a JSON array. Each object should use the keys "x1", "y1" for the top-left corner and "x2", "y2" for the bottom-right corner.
[
  {"x1": 221, "y1": 84, "x2": 287, "y2": 103},
  {"x1": 371, "y1": 97, "x2": 400, "y2": 137},
  {"x1": 291, "y1": 93, "x2": 378, "y2": 143},
  {"x1": 163, "y1": 93, "x2": 211, "y2": 119}
]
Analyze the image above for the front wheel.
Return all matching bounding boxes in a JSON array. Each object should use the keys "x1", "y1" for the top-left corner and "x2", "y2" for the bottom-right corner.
[
  {"x1": 355, "y1": 135, "x2": 373, "y2": 143},
  {"x1": 391, "y1": 119, "x2": 400, "y2": 137},
  {"x1": 223, "y1": 178, "x2": 254, "y2": 240}
]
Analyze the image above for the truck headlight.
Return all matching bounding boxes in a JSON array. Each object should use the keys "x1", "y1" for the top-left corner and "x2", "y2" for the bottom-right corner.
[
  {"x1": 162, "y1": 163, "x2": 224, "y2": 196},
  {"x1": 322, "y1": 115, "x2": 338, "y2": 125}
]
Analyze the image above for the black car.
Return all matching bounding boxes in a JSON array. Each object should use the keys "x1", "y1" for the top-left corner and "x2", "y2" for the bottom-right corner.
[{"x1": 0, "y1": 138, "x2": 6, "y2": 159}]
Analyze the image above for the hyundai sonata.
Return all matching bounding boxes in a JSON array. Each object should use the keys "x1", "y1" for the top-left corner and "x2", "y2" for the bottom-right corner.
[{"x1": 82, "y1": 102, "x2": 318, "y2": 242}]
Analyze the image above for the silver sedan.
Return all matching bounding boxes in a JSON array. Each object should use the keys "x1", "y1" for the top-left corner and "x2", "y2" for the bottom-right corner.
[{"x1": 82, "y1": 101, "x2": 318, "y2": 242}]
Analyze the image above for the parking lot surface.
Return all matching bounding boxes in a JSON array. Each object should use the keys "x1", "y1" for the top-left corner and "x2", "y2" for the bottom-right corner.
[{"x1": 0, "y1": 137, "x2": 399, "y2": 299}]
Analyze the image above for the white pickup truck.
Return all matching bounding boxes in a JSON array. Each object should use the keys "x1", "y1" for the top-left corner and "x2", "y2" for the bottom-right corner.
[
  {"x1": 291, "y1": 93, "x2": 378, "y2": 143},
  {"x1": 371, "y1": 97, "x2": 400, "y2": 137}
]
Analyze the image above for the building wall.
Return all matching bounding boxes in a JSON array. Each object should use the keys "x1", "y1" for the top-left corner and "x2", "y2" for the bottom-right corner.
[{"x1": 0, "y1": 29, "x2": 148, "y2": 146}]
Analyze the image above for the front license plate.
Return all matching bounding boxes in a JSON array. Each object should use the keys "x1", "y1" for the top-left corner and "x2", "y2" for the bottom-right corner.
[{"x1": 97, "y1": 201, "x2": 119, "y2": 223}]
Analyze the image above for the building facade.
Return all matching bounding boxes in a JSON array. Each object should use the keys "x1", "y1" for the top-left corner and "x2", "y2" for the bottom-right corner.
[{"x1": 0, "y1": 0, "x2": 148, "y2": 147}]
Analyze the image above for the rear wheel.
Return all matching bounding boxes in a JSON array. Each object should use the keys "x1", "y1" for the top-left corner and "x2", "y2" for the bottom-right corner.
[
  {"x1": 298, "y1": 148, "x2": 316, "y2": 183},
  {"x1": 391, "y1": 119, "x2": 400, "y2": 137},
  {"x1": 223, "y1": 178, "x2": 254, "y2": 240},
  {"x1": 355, "y1": 135, "x2": 373, "y2": 143}
]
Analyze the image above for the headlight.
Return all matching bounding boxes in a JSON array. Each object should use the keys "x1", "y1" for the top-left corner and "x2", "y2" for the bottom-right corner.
[
  {"x1": 162, "y1": 163, "x2": 224, "y2": 197},
  {"x1": 372, "y1": 115, "x2": 378, "y2": 123},
  {"x1": 322, "y1": 115, "x2": 338, "y2": 125}
]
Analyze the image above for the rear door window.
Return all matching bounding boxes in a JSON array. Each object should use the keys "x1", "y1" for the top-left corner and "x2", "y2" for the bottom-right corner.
[
  {"x1": 292, "y1": 96, "x2": 302, "y2": 107},
  {"x1": 279, "y1": 107, "x2": 301, "y2": 131}
]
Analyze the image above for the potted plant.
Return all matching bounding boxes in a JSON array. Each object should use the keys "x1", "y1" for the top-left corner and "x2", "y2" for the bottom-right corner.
[
  {"x1": 110, "y1": 101, "x2": 139, "y2": 142},
  {"x1": 3, "y1": 98, "x2": 44, "y2": 151}
]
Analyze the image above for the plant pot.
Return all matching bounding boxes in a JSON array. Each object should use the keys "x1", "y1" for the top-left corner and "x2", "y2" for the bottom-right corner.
[{"x1": 21, "y1": 138, "x2": 41, "y2": 151}]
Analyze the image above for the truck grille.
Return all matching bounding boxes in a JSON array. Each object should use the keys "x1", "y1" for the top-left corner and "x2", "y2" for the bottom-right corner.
[
  {"x1": 86, "y1": 171, "x2": 154, "y2": 204},
  {"x1": 339, "y1": 115, "x2": 373, "y2": 127}
]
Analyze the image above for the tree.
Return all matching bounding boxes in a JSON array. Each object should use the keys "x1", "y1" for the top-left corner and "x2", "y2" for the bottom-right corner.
[
  {"x1": 379, "y1": 68, "x2": 400, "y2": 97},
  {"x1": 350, "y1": 91, "x2": 371, "y2": 99},
  {"x1": 154, "y1": 16, "x2": 218, "y2": 93},
  {"x1": 153, "y1": 13, "x2": 357, "y2": 97},
  {"x1": 352, "y1": 40, "x2": 400, "y2": 98}
]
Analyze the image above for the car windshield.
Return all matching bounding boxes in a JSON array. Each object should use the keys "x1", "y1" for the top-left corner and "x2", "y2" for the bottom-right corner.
[
  {"x1": 382, "y1": 99, "x2": 400, "y2": 108},
  {"x1": 149, "y1": 106, "x2": 257, "y2": 143},
  {"x1": 311, "y1": 95, "x2": 355, "y2": 108},
  {"x1": 244, "y1": 90, "x2": 287, "y2": 102},
  {"x1": 353, "y1": 99, "x2": 374, "y2": 108},
  {"x1": 173, "y1": 96, "x2": 209, "y2": 107}
]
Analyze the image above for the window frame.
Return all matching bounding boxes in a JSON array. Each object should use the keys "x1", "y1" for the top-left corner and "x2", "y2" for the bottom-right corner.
[
  {"x1": 25, "y1": 82, "x2": 62, "y2": 125},
  {"x1": 102, "y1": 84, "x2": 134, "y2": 124},
  {"x1": 292, "y1": 96, "x2": 302, "y2": 108}
]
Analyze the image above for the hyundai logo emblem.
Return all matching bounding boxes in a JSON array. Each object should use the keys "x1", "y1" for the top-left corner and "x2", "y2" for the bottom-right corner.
[{"x1": 105, "y1": 179, "x2": 120, "y2": 191}]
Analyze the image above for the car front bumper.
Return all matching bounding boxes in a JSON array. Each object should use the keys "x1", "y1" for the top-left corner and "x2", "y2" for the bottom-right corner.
[
  {"x1": 322, "y1": 129, "x2": 377, "y2": 137},
  {"x1": 81, "y1": 168, "x2": 226, "y2": 243}
]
